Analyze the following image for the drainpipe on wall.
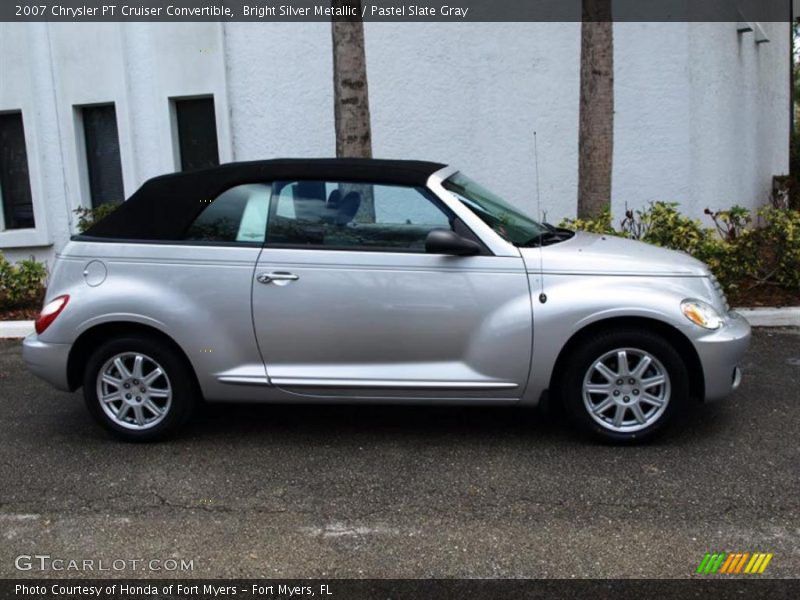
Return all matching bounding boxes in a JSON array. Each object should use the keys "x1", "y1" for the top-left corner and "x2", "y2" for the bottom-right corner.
[
  {"x1": 791, "y1": 19, "x2": 795, "y2": 144},
  {"x1": 789, "y1": 16, "x2": 796, "y2": 210}
]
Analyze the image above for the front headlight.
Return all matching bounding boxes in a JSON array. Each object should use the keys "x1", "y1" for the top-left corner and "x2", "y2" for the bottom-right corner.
[{"x1": 681, "y1": 299, "x2": 723, "y2": 330}]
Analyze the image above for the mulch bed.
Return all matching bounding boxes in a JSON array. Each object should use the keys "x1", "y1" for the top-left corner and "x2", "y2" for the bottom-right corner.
[
  {"x1": 726, "y1": 280, "x2": 800, "y2": 308},
  {"x1": 0, "y1": 290, "x2": 45, "y2": 321},
  {"x1": 0, "y1": 306, "x2": 39, "y2": 321}
]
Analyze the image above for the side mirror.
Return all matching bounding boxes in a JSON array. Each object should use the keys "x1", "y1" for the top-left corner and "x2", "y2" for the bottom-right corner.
[{"x1": 425, "y1": 229, "x2": 481, "y2": 256}]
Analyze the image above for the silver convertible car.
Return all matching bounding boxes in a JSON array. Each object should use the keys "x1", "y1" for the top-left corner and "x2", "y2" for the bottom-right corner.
[{"x1": 23, "y1": 159, "x2": 750, "y2": 442}]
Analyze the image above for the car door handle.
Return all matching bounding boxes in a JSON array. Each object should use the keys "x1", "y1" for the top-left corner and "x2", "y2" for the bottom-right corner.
[{"x1": 257, "y1": 272, "x2": 299, "y2": 284}]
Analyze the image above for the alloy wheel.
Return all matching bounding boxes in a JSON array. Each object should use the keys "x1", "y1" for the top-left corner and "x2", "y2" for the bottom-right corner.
[
  {"x1": 96, "y1": 352, "x2": 173, "y2": 430},
  {"x1": 582, "y1": 347, "x2": 671, "y2": 433}
]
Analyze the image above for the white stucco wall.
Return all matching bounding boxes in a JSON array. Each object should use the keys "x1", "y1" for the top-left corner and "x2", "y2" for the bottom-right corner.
[
  {"x1": 120, "y1": 22, "x2": 233, "y2": 184},
  {"x1": 0, "y1": 21, "x2": 790, "y2": 268},
  {"x1": 613, "y1": 22, "x2": 791, "y2": 222},
  {"x1": 224, "y1": 22, "x2": 335, "y2": 161},
  {"x1": 688, "y1": 22, "x2": 791, "y2": 213},
  {"x1": 364, "y1": 22, "x2": 581, "y2": 223}
]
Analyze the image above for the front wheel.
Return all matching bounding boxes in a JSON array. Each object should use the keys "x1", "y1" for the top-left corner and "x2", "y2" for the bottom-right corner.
[
  {"x1": 559, "y1": 329, "x2": 689, "y2": 443},
  {"x1": 83, "y1": 335, "x2": 196, "y2": 442}
]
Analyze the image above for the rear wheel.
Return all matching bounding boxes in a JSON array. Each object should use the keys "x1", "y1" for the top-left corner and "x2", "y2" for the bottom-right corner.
[
  {"x1": 559, "y1": 329, "x2": 689, "y2": 443},
  {"x1": 83, "y1": 335, "x2": 196, "y2": 442}
]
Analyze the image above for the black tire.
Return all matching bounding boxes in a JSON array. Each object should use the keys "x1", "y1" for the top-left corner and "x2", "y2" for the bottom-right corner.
[
  {"x1": 83, "y1": 334, "x2": 197, "y2": 442},
  {"x1": 558, "y1": 329, "x2": 689, "y2": 444}
]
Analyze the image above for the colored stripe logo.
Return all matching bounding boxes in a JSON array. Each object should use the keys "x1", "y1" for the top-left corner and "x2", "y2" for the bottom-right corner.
[{"x1": 696, "y1": 552, "x2": 773, "y2": 574}]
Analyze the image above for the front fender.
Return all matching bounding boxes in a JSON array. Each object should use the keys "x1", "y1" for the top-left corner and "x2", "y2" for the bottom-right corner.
[{"x1": 524, "y1": 273, "x2": 714, "y2": 405}]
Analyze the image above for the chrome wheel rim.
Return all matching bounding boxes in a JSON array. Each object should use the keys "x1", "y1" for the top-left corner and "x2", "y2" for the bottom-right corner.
[
  {"x1": 96, "y1": 352, "x2": 172, "y2": 431},
  {"x1": 582, "y1": 347, "x2": 670, "y2": 433}
]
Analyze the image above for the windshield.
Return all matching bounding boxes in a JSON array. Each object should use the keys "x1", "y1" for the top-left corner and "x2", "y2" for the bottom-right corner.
[{"x1": 442, "y1": 172, "x2": 547, "y2": 246}]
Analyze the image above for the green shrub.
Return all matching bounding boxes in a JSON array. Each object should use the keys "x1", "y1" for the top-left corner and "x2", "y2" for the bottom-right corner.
[
  {"x1": 74, "y1": 202, "x2": 121, "y2": 233},
  {"x1": 558, "y1": 203, "x2": 800, "y2": 294},
  {"x1": 559, "y1": 208, "x2": 616, "y2": 235},
  {"x1": 755, "y1": 207, "x2": 800, "y2": 289},
  {"x1": 0, "y1": 252, "x2": 48, "y2": 310},
  {"x1": 628, "y1": 201, "x2": 710, "y2": 255},
  {"x1": 705, "y1": 206, "x2": 752, "y2": 242}
]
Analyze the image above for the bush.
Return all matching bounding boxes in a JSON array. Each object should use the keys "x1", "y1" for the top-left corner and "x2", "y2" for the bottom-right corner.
[
  {"x1": 755, "y1": 207, "x2": 800, "y2": 289},
  {"x1": 626, "y1": 202, "x2": 710, "y2": 255},
  {"x1": 74, "y1": 202, "x2": 121, "y2": 233},
  {"x1": 558, "y1": 202, "x2": 800, "y2": 294},
  {"x1": 559, "y1": 208, "x2": 616, "y2": 235},
  {"x1": 0, "y1": 252, "x2": 48, "y2": 311}
]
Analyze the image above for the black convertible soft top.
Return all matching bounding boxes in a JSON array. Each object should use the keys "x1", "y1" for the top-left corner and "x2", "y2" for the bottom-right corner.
[{"x1": 80, "y1": 158, "x2": 447, "y2": 241}]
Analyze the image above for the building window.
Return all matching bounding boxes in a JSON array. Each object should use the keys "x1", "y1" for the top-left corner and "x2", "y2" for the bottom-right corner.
[
  {"x1": 173, "y1": 97, "x2": 219, "y2": 172},
  {"x1": 80, "y1": 104, "x2": 124, "y2": 208},
  {"x1": 0, "y1": 112, "x2": 35, "y2": 230},
  {"x1": 174, "y1": 97, "x2": 219, "y2": 171}
]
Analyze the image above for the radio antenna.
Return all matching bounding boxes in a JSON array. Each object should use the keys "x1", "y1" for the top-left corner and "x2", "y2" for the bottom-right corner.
[
  {"x1": 533, "y1": 131, "x2": 542, "y2": 222},
  {"x1": 534, "y1": 131, "x2": 546, "y2": 302}
]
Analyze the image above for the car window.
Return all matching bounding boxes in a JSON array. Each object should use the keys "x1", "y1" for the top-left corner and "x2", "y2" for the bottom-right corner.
[
  {"x1": 267, "y1": 180, "x2": 452, "y2": 251},
  {"x1": 443, "y1": 172, "x2": 546, "y2": 246},
  {"x1": 183, "y1": 183, "x2": 270, "y2": 243}
]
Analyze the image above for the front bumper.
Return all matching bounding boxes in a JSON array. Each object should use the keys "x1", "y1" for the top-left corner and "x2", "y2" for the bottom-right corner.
[
  {"x1": 22, "y1": 334, "x2": 72, "y2": 392},
  {"x1": 692, "y1": 311, "x2": 751, "y2": 402}
]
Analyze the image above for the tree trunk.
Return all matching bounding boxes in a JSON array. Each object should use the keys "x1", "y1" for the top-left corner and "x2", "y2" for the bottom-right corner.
[
  {"x1": 331, "y1": 1, "x2": 374, "y2": 220},
  {"x1": 577, "y1": 0, "x2": 614, "y2": 220},
  {"x1": 331, "y1": 1, "x2": 373, "y2": 159}
]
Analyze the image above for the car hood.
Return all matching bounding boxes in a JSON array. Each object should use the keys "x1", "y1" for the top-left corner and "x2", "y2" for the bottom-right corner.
[{"x1": 520, "y1": 231, "x2": 710, "y2": 277}]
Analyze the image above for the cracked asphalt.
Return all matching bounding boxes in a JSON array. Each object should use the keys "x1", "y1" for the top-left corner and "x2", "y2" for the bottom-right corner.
[{"x1": 0, "y1": 328, "x2": 798, "y2": 579}]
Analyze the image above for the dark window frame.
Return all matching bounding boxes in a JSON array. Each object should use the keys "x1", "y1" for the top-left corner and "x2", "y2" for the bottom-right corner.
[
  {"x1": 171, "y1": 96, "x2": 220, "y2": 172},
  {"x1": 0, "y1": 110, "x2": 35, "y2": 230},
  {"x1": 77, "y1": 103, "x2": 125, "y2": 209}
]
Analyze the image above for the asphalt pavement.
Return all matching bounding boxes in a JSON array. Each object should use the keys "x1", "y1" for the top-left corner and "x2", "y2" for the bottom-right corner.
[{"x1": 0, "y1": 329, "x2": 798, "y2": 579}]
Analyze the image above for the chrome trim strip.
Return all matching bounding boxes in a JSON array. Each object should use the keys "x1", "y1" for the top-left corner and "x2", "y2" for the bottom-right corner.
[
  {"x1": 536, "y1": 270, "x2": 708, "y2": 277},
  {"x1": 218, "y1": 375, "x2": 271, "y2": 386},
  {"x1": 271, "y1": 378, "x2": 518, "y2": 390},
  {"x1": 732, "y1": 367, "x2": 742, "y2": 391},
  {"x1": 252, "y1": 260, "x2": 524, "y2": 274}
]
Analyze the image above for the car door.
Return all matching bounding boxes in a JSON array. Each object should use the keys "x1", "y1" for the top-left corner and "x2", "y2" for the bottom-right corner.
[{"x1": 252, "y1": 179, "x2": 532, "y2": 401}]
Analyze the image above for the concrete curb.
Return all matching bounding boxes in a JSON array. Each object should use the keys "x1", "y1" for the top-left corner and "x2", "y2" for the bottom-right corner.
[
  {"x1": 0, "y1": 308, "x2": 798, "y2": 339},
  {"x1": 735, "y1": 307, "x2": 800, "y2": 328},
  {"x1": 0, "y1": 320, "x2": 34, "y2": 339}
]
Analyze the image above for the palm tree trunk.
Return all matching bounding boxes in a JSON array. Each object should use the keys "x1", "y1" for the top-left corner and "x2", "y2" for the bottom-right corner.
[
  {"x1": 577, "y1": 0, "x2": 614, "y2": 220},
  {"x1": 331, "y1": 1, "x2": 374, "y2": 220},
  {"x1": 331, "y1": 1, "x2": 373, "y2": 159}
]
